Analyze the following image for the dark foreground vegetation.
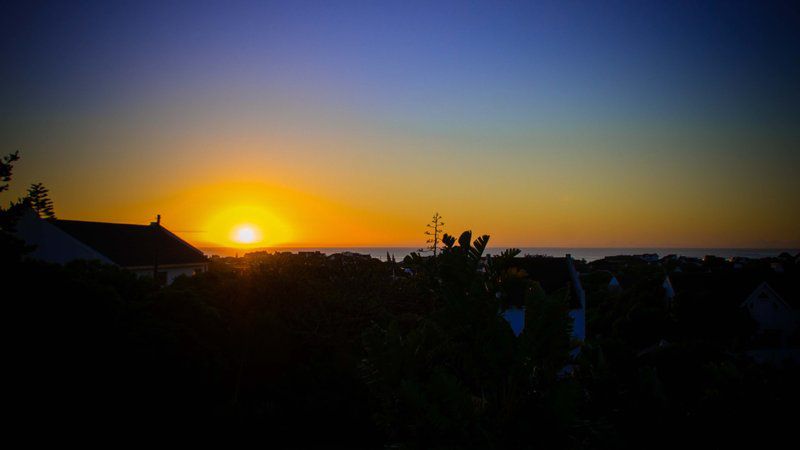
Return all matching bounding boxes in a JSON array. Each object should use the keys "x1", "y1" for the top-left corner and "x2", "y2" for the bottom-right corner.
[{"x1": 5, "y1": 237, "x2": 799, "y2": 448}]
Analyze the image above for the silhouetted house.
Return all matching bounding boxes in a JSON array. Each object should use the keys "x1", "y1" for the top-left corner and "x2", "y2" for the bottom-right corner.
[
  {"x1": 742, "y1": 282, "x2": 797, "y2": 347},
  {"x1": 566, "y1": 254, "x2": 586, "y2": 345},
  {"x1": 685, "y1": 256, "x2": 703, "y2": 265},
  {"x1": 329, "y1": 251, "x2": 372, "y2": 262},
  {"x1": 500, "y1": 255, "x2": 586, "y2": 347},
  {"x1": 15, "y1": 209, "x2": 207, "y2": 285},
  {"x1": 589, "y1": 254, "x2": 652, "y2": 273},
  {"x1": 580, "y1": 270, "x2": 616, "y2": 291},
  {"x1": 662, "y1": 275, "x2": 675, "y2": 304},
  {"x1": 608, "y1": 274, "x2": 621, "y2": 291},
  {"x1": 638, "y1": 253, "x2": 659, "y2": 263},
  {"x1": 501, "y1": 307, "x2": 525, "y2": 337},
  {"x1": 516, "y1": 254, "x2": 586, "y2": 298},
  {"x1": 671, "y1": 271, "x2": 799, "y2": 350}
]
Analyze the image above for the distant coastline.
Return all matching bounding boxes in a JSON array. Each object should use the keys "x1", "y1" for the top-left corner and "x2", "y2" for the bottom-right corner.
[{"x1": 200, "y1": 247, "x2": 799, "y2": 262}]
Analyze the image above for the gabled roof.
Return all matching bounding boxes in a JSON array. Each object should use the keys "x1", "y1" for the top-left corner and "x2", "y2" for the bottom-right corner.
[
  {"x1": 511, "y1": 256, "x2": 584, "y2": 309},
  {"x1": 743, "y1": 282, "x2": 791, "y2": 310},
  {"x1": 514, "y1": 256, "x2": 572, "y2": 293},
  {"x1": 49, "y1": 219, "x2": 207, "y2": 267},
  {"x1": 670, "y1": 270, "x2": 799, "y2": 308}
]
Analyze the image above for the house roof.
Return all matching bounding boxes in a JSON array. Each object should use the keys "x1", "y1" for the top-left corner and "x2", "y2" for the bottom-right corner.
[
  {"x1": 514, "y1": 256, "x2": 572, "y2": 293},
  {"x1": 49, "y1": 219, "x2": 207, "y2": 267},
  {"x1": 510, "y1": 256, "x2": 583, "y2": 308},
  {"x1": 670, "y1": 269, "x2": 799, "y2": 309}
]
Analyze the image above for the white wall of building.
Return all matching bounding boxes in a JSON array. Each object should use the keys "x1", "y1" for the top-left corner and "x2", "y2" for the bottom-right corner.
[
  {"x1": 15, "y1": 209, "x2": 113, "y2": 265},
  {"x1": 130, "y1": 265, "x2": 205, "y2": 285},
  {"x1": 742, "y1": 283, "x2": 797, "y2": 345},
  {"x1": 16, "y1": 210, "x2": 206, "y2": 286}
]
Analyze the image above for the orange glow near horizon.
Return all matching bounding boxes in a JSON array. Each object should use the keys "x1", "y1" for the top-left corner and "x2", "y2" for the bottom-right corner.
[
  {"x1": 149, "y1": 181, "x2": 422, "y2": 249},
  {"x1": 24, "y1": 174, "x2": 800, "y2": 250},
  {"x1": 10, "y1": 140, "x2": 799, "y2": 250},
  {"x1": 204, "y1": 204, "x2": 293, "y2": 248}
]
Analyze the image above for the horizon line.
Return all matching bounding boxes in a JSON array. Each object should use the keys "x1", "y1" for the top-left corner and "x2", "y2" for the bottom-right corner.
[{"x1": 197, "y1": 245, "x2": 800, "y2": 251}]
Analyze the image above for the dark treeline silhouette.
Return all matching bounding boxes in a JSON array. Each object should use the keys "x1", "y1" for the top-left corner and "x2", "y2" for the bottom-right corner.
[
  {"x1": 6, "y1": 242, "x2": 799, "y2": 447},
  {"x1": 3, "y1": 153, "x2": 799, "y2": 447},
  {"x1": 6, "y1": 233, "x2": 576, "y2": 446}
]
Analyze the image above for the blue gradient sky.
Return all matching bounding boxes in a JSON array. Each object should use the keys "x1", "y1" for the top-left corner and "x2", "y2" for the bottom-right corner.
[{"x1": 2, "y1": 1, "x2": 798, "y2": 247}]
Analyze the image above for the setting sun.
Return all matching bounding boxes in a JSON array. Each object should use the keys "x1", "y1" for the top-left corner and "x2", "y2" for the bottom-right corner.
[
  {"x1": 232, "y1": 224, "x2": 260, "y2": 244},
  {"x1": 233, "y1": 225, "x2": 261, "y2": 244},
  {"x1": 204, "y1": 204, "x2": 293, "y2": 248}
]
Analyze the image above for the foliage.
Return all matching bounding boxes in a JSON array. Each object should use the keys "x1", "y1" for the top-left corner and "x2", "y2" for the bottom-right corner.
[
  {"x1": 0, "y1": 151, "x2": 20, "y2": 193},
  {"x1": 26, "y1": 182, "x2": 56, "y2": 218},
  {"x1": 1, "y1": 152, "x2": 37, "y2": 262},
  {"x1": 363, "y1": 231, "x2": 573, "y2": 448},
  {"x1": 423, "y1": 212, "x2": 445, "y2": 256},
  {"x1": 5, "y1": 208, "x2": 798, "y2": 446}
]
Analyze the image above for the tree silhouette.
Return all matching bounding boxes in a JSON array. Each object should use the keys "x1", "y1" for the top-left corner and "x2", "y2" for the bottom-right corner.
[
  {"x1": 423, "y1": 212, "x2": 445, "y2": 257},
  {"x1": 0, "y1": 151, "x2": 30, "y2": 260},
  {"x1": 26, "y1": 182, "x2": 56, "y2": 219},
  {"x1": 0, "y1": 151, "x2": 20, "y2": 194}
]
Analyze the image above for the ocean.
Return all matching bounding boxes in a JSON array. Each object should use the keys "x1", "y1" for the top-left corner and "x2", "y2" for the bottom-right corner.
[{"x1": 200, "y1": 247, "x2": 798, "y2": 262}]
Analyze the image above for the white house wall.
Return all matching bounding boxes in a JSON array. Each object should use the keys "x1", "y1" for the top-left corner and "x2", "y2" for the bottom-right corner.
[
  {"x1": 567, "y1": 255, "x2": 586, "y2": 343},
  {"x1": 743, "y1": 283, "x2": 797, "y2": 344},
  {"x1": 130, "y1": 265, "x2": 204, "y2": 285},
  {"x1": 165, "y1": 266, "x2": 200, "y2": 284},
  {"x1": 15, "y1": 210, "x2": 114, "y2": 265}
]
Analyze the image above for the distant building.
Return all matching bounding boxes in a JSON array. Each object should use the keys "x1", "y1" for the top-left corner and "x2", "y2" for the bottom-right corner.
[
  {"x1": 501, "y1": 307, "x2": 525, "y2": 337},
  {"x1": 741, "y1": 282, "x2": 797, "y2": 347},
  {"x1": 671, "y1": 270, "x2": 799, "y2": 351},
  {"x1": 330, "y1": 251, "x2": 372, "y2": 260},
  {"x1": 15, "y1": 209, "x2": 207, "y2": 285},
  {"x1": 608, "y1": 275, "x2": 621, "y2": 292},
  {"x1": 638, "y1": 253, "x2": 660, "y2": 263},
  {"x1": 498, "y1": 254, "x2": 586, "y2": 348},
  {"x1": 580, "y1": 270, "x2": 615, "y2": 289},
  {"x1": 662, "y1": 276, "x2": 676, "y2": 304},
  {"x1": 566, "y1": 254, "x2": 586, "y2": 346}
]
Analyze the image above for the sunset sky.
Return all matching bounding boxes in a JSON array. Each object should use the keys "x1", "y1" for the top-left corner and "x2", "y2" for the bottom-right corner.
[{"x1": 2, "y1": 1, "x2": 798, "y2": 248}]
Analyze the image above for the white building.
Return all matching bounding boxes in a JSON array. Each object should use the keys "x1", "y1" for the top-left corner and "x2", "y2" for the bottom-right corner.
[
  {"x1": 662, "y1": 276, "x2": 675, "y2": 304},
  {"x1": 742, "y1": 282, "x2": 798, "y2": 347},
  {"x1": 498, "y1": 255, "x2": 586, "y2": 350},
  {"x1": 608, "y1": 275, "x2": 621, "y2": 292},
  {"x1": 15, "y1": 210, "x2": 207, "y2": 285}
]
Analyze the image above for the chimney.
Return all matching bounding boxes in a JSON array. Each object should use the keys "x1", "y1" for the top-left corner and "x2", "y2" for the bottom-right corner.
[{"x1": 152, "y1": 214, "x2": 161, "y2": 282}]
